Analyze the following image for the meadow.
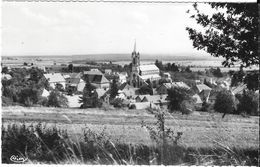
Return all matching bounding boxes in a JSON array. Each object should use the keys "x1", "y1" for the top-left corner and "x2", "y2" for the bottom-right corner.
[{"x1": 2, "y1": 106, "x2": 259, "y2": 149}]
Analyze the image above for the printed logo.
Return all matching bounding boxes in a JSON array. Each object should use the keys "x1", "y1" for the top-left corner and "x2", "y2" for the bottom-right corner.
[{"x1": 10, "y1": 155, "x2": 28, "y2": 163}]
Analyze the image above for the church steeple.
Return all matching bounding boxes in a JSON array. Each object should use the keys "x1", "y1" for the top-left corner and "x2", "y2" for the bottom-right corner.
[
  {"x1": 131, "y1": 40, "x2": 140, "y2": 67},
  {"x1": 133, "y1": 39, "x2": 136, "y2": 53},
  {"x1": 130, "y1": 40, "x2": 140, "y2": 87}
]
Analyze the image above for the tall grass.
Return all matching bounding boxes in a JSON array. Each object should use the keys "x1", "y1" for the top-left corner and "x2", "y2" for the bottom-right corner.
[{"x1": 2, "y1": 121, "x2": 258, "y2": 165}]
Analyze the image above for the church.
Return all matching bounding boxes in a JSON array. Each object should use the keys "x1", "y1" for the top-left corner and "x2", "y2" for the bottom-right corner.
[{"x1": 129, "y1": 42, "x2": 161, "y2": 88}]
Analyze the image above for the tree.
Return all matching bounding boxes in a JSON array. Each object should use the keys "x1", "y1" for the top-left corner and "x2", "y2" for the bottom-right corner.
[
  {"x1": 29, "y1": 68, "x2": 44, "y2": 83},
  {"x1": 243, "y1": 71, "x2": 259, "y2": 91},
  {"x1": 110, "y1": 78, "x2": 118, "y2": 99},
  {"x1": 180, "y1": 99, "x2": 195, "y2": 115},
  {"x1": 68, "y1": 64, "x2": 73, "y2": 73},
  {"x1": 79, "y1": 78, "x2": 100, "y2": 108},
  {"x1": 1, "y1": 67, "x2": 8, "y2": 74},
  {"x1": 19, "y1": 88, "x2": 40, "y2": 107},
  {"x1": 214, "y1": 90, "x2": 235, "y2": 118},
  {"x1": 55, "y1": 83, "x2": 64, "y2": 92},
  {"x1": 110, "y1": 98, "x2": 128, "y2": 108},
  {"x1": 171, "y1": 63, "x2": 179, "y2": 72},
  {"x1": 211, "y1": 67, "x2": 223, "y2": 78},
  {"x1": 155, "y1": 60, "x2": 164, "y2": 70},
  {"x1": 47, "y1": 90, "x2": 68, "y2": 108},
  {"x1": 231, "y1": 67, "x2": 245, "y2": 87},
  {"x1": 138, "y1": 85, "x2": 153, "y2": 95},
  {"x1": 187, "y1": 3, "x2": 258, "y2": 67},
  {"x1": 185, "y1": 66, "x2": 192, "y2": 73},
  {"x1": 167, "y1": 87, "x2": 192, "y2": 112},
  {"x1": 237, "y1": 90, "x2": 259, "y2": 116}
]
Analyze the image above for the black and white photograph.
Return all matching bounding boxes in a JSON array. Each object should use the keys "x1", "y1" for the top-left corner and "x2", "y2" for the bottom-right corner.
[{"x1": 1, "y1": 0, "x2": 259, "y2": 165}]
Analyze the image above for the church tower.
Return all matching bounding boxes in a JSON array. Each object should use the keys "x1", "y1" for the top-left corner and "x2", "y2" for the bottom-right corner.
[{"x1": 130, "y1": 41, "x2": 140, "y2": 87}]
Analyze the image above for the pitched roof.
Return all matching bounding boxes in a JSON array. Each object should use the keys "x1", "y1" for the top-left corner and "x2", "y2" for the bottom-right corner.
[
  {"x1": 100, "y1": 75, "x2": 109, "y2": 83},
  {"x1": 172, "y1": 82, "x2": 190, "y2": 89},
  {"x1": 198, "y1": 89, "x2": 211, "y2": 101},
  {"x1": 119, "y1": 83, "x2": 134, "y2": 90},
  {"x1": 192, "y1": 94, "x2": 203, "y2": 104},
  {"x1": 163, "y1": 83, "x2": 172, "y2": 89},
  {"x1": 41, "y1": 88, "x2": 50, "y2": 97},
  {"x1": 196, "y1": 84, "x2": 212, "y2": 92},
  {"x1": 84, "y1": 71, "x2": 109, "y2": 84},
  {"x1": 95, "y1": 88, "x2": 107, "y2": 98},
  {"x1": 70, "y1": 73, "x2": 82, "y2": 78},
  {"x1": 44, "y1": 73, "x2": 65, "y2": 83},
  {"x1": 161, "y1": 82, "x2": 190, "y2": 90},
  {"x1": 231, "y1": 84, "x2": 247, "y2": 95},
  {"x1": 84, "y1": 70, "x2": 103, "y2": 75},
  {"x1": 139, "y1": 64, "x2": 159, "y2": 72}
]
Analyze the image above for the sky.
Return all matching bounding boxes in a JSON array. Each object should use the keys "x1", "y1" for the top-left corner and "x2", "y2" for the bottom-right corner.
[{"x1": 2, "y1": 2, "x2": 216, "y2": 56}]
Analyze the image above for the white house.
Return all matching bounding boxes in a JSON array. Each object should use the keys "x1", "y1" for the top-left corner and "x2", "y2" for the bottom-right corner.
[{"x1": 44, "y1": 73, "x2": 66, "y2": 89}]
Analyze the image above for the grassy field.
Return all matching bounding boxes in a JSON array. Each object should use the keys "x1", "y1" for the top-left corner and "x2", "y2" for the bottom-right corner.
[{"x1": 2, "y1": 106, "x2": 259, "y2": 149}]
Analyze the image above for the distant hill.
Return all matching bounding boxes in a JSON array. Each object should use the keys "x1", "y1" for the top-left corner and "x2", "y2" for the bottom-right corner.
[
  {"x1": 71, "y1": 53, "x2": 224, "y2": 62},
  {"x1": 2, "y1": 53, "x2": 224, "y2": 64}
]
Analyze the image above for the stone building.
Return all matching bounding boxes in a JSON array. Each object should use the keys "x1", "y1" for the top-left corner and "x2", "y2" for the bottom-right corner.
[{"x1": 129, "y1": 42, "x2": 161, "y2": 88}]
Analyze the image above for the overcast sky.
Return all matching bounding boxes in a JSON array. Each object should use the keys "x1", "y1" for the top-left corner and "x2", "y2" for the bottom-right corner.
[{"x1": 2, "y1": 2, "x2": 216, "y2": 56}]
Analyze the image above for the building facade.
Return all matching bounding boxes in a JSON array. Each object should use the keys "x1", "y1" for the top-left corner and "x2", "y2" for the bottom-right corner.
[{"x1": 129, "y1": 42, "x2": 161, "y2": 88}]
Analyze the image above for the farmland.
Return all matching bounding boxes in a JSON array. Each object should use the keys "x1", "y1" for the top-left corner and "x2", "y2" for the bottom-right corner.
[{"x1": 2, "y1": 106, "x2": 259, "y2": 149}]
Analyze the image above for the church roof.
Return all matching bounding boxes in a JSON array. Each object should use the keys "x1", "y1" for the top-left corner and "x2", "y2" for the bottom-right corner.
[
  {"x1": 139, "y1": 74, "x2": 161, "y2": 81},
  {"x1": 139, "y1": 64, "x2": 159, "y2": 72}
]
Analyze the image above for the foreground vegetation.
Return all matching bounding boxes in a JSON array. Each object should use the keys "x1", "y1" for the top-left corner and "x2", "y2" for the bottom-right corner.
[
  {"x1": 2, "y1": 106, "x2": 259, "y2": 148},
  {"x1": 2, "y1": 122, "x2": 258, "y2": 165},
  {"x1": 2, "y1": 106, "x2": 259, "y2": 165}
]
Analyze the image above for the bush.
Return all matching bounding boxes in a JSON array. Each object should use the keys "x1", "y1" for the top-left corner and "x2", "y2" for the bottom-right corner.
[
  {"x1": 180, "y1": 100, "x2": 195, "y2": 115},
  {"x1": 211, "y1": 67, "x2": 223, "y2": 78},
  {"x1": 19, "y1": 88, "x2": 40, "y2": 107},
  {"x1": 141, "y1": 110, "x2": 184, "y2": 165},
  {"x1": 1, "y1": 123, "x2": 68, "y2": 163},
  {"x1": 55, "y1": 83, "x2": 64, "y2": 92},
  {"x1": 167, "y1": 87, "x2": 192, "y2": 112},
  {"x1": 214, "y1": 90, "x2": 235, "y2": 118},
  {"x1": 1, "y1": 67, "x2": 49, "y2": 107},
  {"x1": 2, "y1": 96, "x2": 13, "y2": 106},
  {"x1": 47, "y1": 90, "x2": 68, "y2": 108},
  {"x1": 138, "y1": 85, "x2": 153, "y2": 95},
  {"x1": 110, "y1": 98, "x2": 128, "y2": 108},
  {"x1": 37, "y1": 97, "x2": 48, "y2": 106},
  {"x1": 79, "y1": 79, "x2": 101, "y2": 108},
  {"x1": 236, "y1": 91, "x2": 259, "y2": 116}
]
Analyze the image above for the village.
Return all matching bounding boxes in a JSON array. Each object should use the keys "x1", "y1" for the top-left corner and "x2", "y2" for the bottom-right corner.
[{"x1": 2, "y1": 42, "x2": 252, "y2": 113}]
